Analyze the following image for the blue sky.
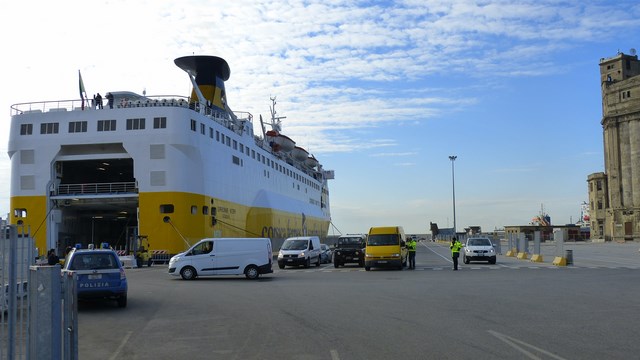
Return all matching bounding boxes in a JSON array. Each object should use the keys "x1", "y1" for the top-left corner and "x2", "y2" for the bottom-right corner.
[{"x1": 1, "y1": 0, "x2": 639, "y2": 235}]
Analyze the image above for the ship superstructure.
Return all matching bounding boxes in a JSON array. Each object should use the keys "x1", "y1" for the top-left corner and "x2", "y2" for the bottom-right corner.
[{"x1": 8, "y1": 55, "x2": 333, "y2": 255}]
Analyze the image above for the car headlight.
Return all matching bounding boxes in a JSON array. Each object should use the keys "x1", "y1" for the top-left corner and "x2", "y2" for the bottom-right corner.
[
  {"x1": 298, "y1": 251, "x2": 306, "y2": 258},
  {"x1": 277, "y1": 251, "x2": 283, "y2": 259},
  {"x1": 488, "y1": 248, "x2": 495, "y2": 253}
]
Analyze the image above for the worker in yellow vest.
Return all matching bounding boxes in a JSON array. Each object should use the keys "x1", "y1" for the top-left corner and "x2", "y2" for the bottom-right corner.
[
  {"x1": 407, "y1": 238, "x2": 417, "y2": 269},
  {"x1": 450, "y1": 237, "x2": 463, "y2": 271}
]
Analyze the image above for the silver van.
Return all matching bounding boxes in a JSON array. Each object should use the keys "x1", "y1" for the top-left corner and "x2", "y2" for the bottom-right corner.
[{"x1": 277, "y1": 236, "x2": 322, "y2": 269}]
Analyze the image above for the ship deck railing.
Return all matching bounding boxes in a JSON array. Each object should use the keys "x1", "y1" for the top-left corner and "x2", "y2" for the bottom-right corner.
[
  {"x1": 54, "y1": 182, "x2": 138, "y2": 196},
  {"x1": 10, "y1": 96, "x2": 254, "y2": 127}
]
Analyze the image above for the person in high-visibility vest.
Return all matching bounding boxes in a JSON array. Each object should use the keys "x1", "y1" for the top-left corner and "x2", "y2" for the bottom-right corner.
[
  {"x1": 450, "y1": 237, "x2": 463, "y2": 270},
  {"x1": 407, "y1": 238, "x2": 417, "y2": 269}
]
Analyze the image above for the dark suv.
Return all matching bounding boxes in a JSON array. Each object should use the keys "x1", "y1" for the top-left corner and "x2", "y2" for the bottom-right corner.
[{"x1": 333, "y1": 234, "x2": 366, "y2": 268}]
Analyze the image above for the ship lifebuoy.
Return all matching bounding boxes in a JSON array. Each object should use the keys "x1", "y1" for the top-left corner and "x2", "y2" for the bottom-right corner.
[{"x1": 266, "y1": 130, "x2": 278, "y2": 137}]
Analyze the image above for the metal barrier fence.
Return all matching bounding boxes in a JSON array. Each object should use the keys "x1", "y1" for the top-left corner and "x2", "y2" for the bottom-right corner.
[
  {"x1": 1, "y1": 224, "x2": 78, "y2": 359},
  {"x1": 1, "y1": 225, "x2": 34, "y2": 360},
  {"x1": 151, "y1": 250, "x2": 171, "y2": 265}
]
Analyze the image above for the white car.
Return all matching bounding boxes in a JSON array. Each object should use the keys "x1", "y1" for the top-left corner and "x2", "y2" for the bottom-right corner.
[{"x1": 463, "y1": 237, "x2": 497, "y2": 264}]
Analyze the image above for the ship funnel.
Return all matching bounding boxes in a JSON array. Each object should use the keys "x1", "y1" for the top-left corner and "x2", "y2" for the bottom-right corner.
[{"x1": 174, "y1": 55, "x2": 230, "y2": 111}]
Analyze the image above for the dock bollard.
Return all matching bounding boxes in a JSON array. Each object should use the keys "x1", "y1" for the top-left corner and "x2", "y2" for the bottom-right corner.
[{"x1": 565, "y1": 250, "x2": 573, "y2": 265}]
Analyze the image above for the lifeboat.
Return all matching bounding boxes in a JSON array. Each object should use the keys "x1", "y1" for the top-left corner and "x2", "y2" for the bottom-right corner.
[
  {"x1": 305, "y1": 155, "x2": 319, "y2": 168},
  {"x1": 292, "y1": 146, "x2": 309, "y2": 162},
  {"x1": 273, "y1": 134, "x2": 295, "y2": 152}
]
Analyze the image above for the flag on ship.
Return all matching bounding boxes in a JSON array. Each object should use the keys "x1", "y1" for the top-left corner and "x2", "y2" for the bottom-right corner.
[{"x1": 78, "y1": 70, "x2": 87, "y2": 109}]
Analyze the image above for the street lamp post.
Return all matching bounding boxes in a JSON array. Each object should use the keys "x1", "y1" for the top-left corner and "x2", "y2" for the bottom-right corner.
[{"x1": 449, "y1": 155, "x2": 457, "y2": 235}]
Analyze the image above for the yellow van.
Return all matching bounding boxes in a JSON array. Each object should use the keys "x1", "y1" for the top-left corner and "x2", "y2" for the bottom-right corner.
[{"x1": 364, "y1": 226, "x2": 408, "y2": 271}]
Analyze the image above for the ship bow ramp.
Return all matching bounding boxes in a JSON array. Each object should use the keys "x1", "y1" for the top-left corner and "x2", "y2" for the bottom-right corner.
[{"x1": 174, "y1": 55, "x2": 230, "y2": 112}]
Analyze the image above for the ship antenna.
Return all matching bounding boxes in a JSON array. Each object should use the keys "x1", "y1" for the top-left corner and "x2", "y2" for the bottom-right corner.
[{"x1": 268, "y1": 96, "x2": 286, "y2": 132}]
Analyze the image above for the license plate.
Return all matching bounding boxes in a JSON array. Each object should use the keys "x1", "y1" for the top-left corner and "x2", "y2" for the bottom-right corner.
[
  {"x1": 378, "y1": 260, "x2": 387, "y2": 264},
  {"x1": 286, "y1": 259, "x2": 293, "y2": 262},
  {"x1": 88, "y1": 274, "x2": 102, "y2": 280}
]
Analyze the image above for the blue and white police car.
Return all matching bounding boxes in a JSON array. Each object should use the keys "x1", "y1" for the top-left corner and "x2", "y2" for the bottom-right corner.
[{"x1": 63, "y1": 245, "x2": 128, "y2": 307}]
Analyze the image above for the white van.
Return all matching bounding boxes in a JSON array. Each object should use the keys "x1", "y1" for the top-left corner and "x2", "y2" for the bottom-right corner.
[
  {"x1": 277, "y1": 236, "x2": 322, "y2": 269},
  {"x1": 168, "y1": 238, "x2": 273, "y2": 280}
]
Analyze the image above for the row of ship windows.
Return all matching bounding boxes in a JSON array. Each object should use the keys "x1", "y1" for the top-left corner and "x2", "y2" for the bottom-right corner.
[
  {"x1": 189, "y1": 119, "x2": 322, "y2": 192},
  {"x1": 19, "y1": 117, "x2": 167, "y2": 135},
  {"x1": 159, "y1": 204, "x2": 216, "y2": 216},
  {"x1": 19, "y1": 116, "x2": 323, "y2": 193}
]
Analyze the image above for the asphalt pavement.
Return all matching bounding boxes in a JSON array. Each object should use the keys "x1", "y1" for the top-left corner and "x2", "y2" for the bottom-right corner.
[{"x1": 76, "y1": 240, "x2": 640, "y2": 360}]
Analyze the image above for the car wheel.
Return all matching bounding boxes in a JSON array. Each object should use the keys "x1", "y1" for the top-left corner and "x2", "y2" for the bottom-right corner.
[
  {"x1": 278, "y1": 264, "x2": 285, "y2": 269},
  {"x1": 489, "y1": 259, "x2": 496, "y2": 264},
  {"x1": 358, "y1": 260, "x2": 364, "y2": 267},
  {"x1": 334, "y1": 260, "x2": 339, "y2": 268},
  {"x1": 117, "y1": 295, "x2": 127, "y2": 308},
  {"x1": 245, "y1": 265, "x2": 259, "y2": 280},
  {"x1": 365, "y1": 266, "x2": 371, "y2": 271},
  {"x1": 463, "y1": 256, "x2": 470, "y2": 264},
  {"x1": 180, "y1": 266, "x2": 197, "y2": 280},
  {"x1": 316, "y1": 256, "x2": 321, "y2": 267},
  {"x1": 304, "y1": 258, "x2": 311, "y2": 268}
]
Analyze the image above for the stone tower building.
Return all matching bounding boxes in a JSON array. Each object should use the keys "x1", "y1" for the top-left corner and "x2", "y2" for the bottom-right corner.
[{"x1": 588, "y1": 51, "x2": 640, "y2": 241}]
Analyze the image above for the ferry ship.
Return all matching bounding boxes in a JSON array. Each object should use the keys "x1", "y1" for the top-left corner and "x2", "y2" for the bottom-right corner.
[{"x1": 8, "y1": 55, "x2": 333, "y2": 256}]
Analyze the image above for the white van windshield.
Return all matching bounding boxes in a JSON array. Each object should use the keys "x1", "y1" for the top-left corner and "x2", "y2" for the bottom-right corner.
[{"x1": 281, "y1": 239, "x2": 309, "y2": 250}]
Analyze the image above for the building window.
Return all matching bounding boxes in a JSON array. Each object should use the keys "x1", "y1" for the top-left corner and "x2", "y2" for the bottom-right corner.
[
  {"x1": 97, "y1": 120, "x2": 116, "y2": 132},
  {"x1": 69, "y1": 121, "x2": 88, "y2": 133},
  {"x1": 40, "y1": 122, "x2": 59, "y2": 134},
  {"x1": 232, "y1": 155, "x2": 242, "y2": 166},
  {"x1": 202, "y1": 206, "x2": 209, "y2": 215},
  {"x1": 200, "y1": 123, "x2": 205, "y2": 135},
  {"x1": 233, "y1": 140, "x2": 238, "y2": 150},
  {"x1": 190, "y1": 119, "x2": 197, "y2": 131},
  {"x1": 20, "y1": 123, "x2": 33, "y2": 135},
  {"x1": 209, "y1": 127, "x2": 214, "y2": 138},
  {"x1": 191, "y1": 205, "x2": 197, "y2": 215},
  {"x1": 596, "y1": 180, "x2": 602, "y2": 191},
  {"x1": 153, "y1": 117, "x2": 167, "y2": 129},
  {"x1": 126, "y1": 118, "x2": 145, "y2": 130},
  {"x1": 597, "y1": 201, "x2": 603, "y2": 210}
]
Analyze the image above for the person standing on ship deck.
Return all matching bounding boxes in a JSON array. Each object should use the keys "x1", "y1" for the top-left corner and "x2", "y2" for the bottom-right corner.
[
  {"x1": 96, "y1": 93, "x2": 103, "y2": 109},
  {"x1": 106, "y1": 92, "x2": 114, "y2": 109}
]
